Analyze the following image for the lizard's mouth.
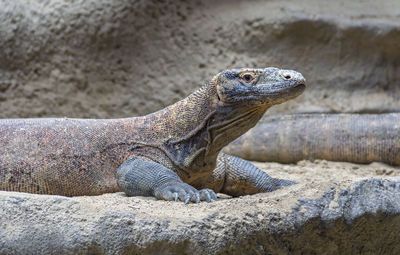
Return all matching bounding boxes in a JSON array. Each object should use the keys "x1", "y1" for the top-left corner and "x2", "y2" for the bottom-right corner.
[
  {"x1": 259, "y1": 80, "x2": 306, "y2": 95},
  {"x1": 255, "y1": 80, "x2": 306, "y2": 105},
  {"x1": 292, "y1": 83, "x2": 306, "y2": 92},
  {"x1": 284, "y1": 80, "x2": 306, "y2": 95},
  {"x1": 286, "y1": 82, "x2": 306, "y2": 98},
  {"x1": 294, "y1": 83, "x2": 306, "y2": 88}
]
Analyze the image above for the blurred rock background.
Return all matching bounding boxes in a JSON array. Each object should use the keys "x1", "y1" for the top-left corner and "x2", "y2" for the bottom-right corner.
[{"x1": 1, "y1": 0, "x2": 399, "y2": 118}]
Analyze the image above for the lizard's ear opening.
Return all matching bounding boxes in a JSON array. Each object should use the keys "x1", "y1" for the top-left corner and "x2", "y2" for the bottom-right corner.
[
  {"x1": 210, "y1": 74, "x2": 227, "y2": 103},
  {"x1": 215, "y1": 81, "x2": 231, "y2": 103}
]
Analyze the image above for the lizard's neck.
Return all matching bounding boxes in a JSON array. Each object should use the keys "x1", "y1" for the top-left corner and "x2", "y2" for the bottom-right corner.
[{"x1": 158, "y1": 82, "x2": 269, "y2": 172}]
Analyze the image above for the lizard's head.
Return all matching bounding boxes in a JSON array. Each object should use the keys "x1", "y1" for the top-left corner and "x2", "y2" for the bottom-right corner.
[{"x1": 213, "y1": 67, "x2": 306, "y2": 107}]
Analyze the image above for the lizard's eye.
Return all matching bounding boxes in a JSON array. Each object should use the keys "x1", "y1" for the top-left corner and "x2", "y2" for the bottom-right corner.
[{"x1": 242, "y1": 73, "x2": 255, "y2": 83}]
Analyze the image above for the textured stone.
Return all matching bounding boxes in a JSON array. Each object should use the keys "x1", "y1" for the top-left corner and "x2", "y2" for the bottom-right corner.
[{"x1": 1, "y1": 161, "x2": 400, "y2": 254}]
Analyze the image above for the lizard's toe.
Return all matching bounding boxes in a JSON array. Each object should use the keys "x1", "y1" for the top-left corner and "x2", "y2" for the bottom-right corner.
[
  {"x1": 273, "y1": 178, "x2": 298, "y2": 188},
  {"x1": 184, "y1": 190, "x2": 195, "y2": 205},
  {"x1": 262, "y1": 178, "x2": 298, "y2": 192},
  {"x1": 154, "y1": 182, "x2": 213, "y2": 204},
  {"x1": 199, "y1": 188, "x2": 218, "y2": 202}
]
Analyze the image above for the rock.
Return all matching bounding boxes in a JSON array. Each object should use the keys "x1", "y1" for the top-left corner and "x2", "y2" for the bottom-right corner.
[
  {"x1": 1, "y1": 161, "x2": 400, "y2": 254},
  {"x1": 0, "y1": 0, "x2": 399, "y2": 118}
]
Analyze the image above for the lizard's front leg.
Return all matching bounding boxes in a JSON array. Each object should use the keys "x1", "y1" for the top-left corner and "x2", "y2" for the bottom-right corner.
[
  {"x1": 116, "y1": 157, "x2": 217, "y2": 204},
  {"x1": 215, "y1": 153, "x2": 297, "y2": 197}
]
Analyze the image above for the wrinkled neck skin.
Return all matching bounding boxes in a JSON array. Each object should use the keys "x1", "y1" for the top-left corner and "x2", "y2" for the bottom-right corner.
[{"x1": 156, "y1": 82, "x2": 270, "y2": 175}]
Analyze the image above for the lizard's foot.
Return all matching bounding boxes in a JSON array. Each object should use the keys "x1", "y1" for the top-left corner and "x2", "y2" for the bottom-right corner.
[
  {"x1": 261, "y1": 178, "x2": 298, "y2": 192},
  {"x1": 154, "y1": 182, "x2": 218, "y2": 204}
]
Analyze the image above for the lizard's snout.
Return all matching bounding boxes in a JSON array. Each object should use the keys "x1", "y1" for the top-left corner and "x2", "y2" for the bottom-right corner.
[{"x1": 277, "y1": 69, "x2": 306, "y2": 87}]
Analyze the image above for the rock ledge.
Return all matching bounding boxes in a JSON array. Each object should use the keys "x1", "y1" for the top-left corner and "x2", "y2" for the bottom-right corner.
[{"x1": 1, "y1": 160, "x2": 400, "y2": 254}]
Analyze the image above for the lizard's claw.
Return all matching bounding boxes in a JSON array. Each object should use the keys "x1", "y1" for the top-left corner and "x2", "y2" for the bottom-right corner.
[
  {"x1": 199, "y1": 188, "x2": 218, "y2": 203},
  {"x1": 154, "y1": 182, "x2": 217, "y2": 204}
]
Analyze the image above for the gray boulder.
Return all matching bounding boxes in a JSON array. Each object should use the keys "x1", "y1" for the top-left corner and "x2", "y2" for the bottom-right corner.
[{"x1": 1, "y1": 160, "x2": 400, "y2": 254}]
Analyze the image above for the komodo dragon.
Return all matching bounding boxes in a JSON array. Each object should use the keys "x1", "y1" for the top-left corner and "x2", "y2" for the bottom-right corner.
[
  {"x1": 0, "y1": 67, "x2": 306, "y2": 204},
  {"x1": 224, "y1": 113, "x2": 400, "y2": 166}
]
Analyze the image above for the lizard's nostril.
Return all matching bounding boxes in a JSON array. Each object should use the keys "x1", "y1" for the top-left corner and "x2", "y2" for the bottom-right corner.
[{"x1": 283, "y1": 74, "x2": 292, "y2": 80}]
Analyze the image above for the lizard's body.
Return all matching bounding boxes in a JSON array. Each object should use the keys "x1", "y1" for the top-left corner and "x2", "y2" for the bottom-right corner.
[
  {"x1": 1, "y1": 118, "x2": 134, "y2": 195},
  {"x1": 0, "y1": 68, "x2": 306, "y2": 202}
]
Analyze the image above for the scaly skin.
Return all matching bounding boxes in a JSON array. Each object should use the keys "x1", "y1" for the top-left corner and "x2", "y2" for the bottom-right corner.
[
  {"x1": 224, "y1": 113, "x2": 400, "y2": 166},
  {"x1": 0, "y1": 67, "x2": 306, "y2": 203}
]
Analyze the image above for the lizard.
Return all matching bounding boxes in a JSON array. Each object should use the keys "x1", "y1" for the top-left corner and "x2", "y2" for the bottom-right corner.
[
  {"x1": 224, "y1": 113, "x2": 400, "y2": 166},
  {"x1": 0, "y1": 67, "x2": 306, "y2": 204}
]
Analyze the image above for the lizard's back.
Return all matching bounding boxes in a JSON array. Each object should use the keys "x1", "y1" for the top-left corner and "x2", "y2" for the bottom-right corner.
[{"x1": 0, "y1": 118, "x2": 139, "y2": 196}]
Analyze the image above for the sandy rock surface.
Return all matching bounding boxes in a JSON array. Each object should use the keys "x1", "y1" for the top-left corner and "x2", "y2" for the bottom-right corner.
[
  {"x1": 1, "y1": 160, "x2": 400, "y2": 254},
  {"x1": 0, "y1": 0, "x2": 399, "y2": 118}
]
